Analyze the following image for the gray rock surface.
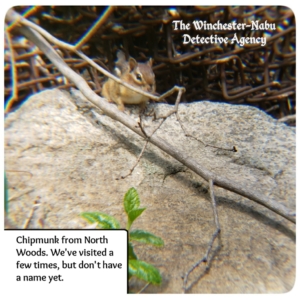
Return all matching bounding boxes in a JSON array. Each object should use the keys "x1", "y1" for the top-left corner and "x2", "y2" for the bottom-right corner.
[{"x1": 5, "y1": 89, "x2": 295, "y2": 293}]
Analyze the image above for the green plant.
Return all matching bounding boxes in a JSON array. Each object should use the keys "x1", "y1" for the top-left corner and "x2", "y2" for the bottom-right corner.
[{"x1": 81, "y1": 187, "x2": 164, "y2": 287}]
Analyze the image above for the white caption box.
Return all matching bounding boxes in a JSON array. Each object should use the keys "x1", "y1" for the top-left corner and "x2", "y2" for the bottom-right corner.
[{"x1": 3, "y1": 230, "x2": 128, "y2": 298}]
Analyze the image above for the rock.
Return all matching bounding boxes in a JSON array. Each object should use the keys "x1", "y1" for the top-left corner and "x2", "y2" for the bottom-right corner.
[{"x1": 4, "y1": 89, "x2": 295, "y2": 293}]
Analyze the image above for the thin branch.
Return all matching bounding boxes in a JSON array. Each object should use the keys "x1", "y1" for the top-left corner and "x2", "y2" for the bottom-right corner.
[
  {"x1": 23, "y1": 199, "x2": 40, "y2": 229},
  {"x1": 137, "y1": 282, "x2": 150, "y2": 294},
  {"x1": 74, "y1": 7, "x2": 114, "y2": 49},
  {"x1": 278, "y1": 114, "x2": 296, "y2": 124},
  {"x1": 5, "y1": 170, "x2": 33, "y2": 180},
  {"x1": 9, "y1": 189, "x2": 35, "y2": 203},
  {"x1": 5, "y1": 9, "x2": 295, "y2": 224},
  {"x1": 117, "y1": 108, "x2": 174, "y2": 179},
  {"x1": 119, "y1": 87, "x2": 184, "y2": 179},
  {"x1": 117, "y1": 139, "x2": 149, "y2": 180},
  {"x1": 175, "y1": 107, "x2": 237, "y2": 152},
  {"x1": 5, "y1": 26, "x2": 18, "y2": 113},
  {"x1": 183, "y1": 179, "x2": 221, "y2": 292}
]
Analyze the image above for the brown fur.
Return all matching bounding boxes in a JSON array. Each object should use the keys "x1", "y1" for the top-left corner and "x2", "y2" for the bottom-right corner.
[{"x1": 102, "y1": 51, "x2": 156, "y2": 111}]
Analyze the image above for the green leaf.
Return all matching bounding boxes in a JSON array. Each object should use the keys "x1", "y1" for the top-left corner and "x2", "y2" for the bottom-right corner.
[
  {"x1": 130, "y1": 230, "x2": 164, "y2": 246},
  {"x1": 124, "y1": 187, "x2": 140, "y2": 215},
  {"x1": 128, "y1": 242, "x2": 138, "y2": 260},
  {"x1": 127, "y1": 208, "x2": 146, "y2": 228},
  {"x1": 81, "y1": 212, "x2": 120, "y2": 229},
  {"x1": 129, "y1": 259, "x2": 162, "y2": 284}
]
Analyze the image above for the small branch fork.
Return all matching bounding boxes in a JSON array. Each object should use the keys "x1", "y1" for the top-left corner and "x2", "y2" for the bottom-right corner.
[
  {"x1": 116, "y1": 137, "x2": 149, "y2": 180},
  {"x1": 174, "y1": 104, "x2": 237, "y2": 153},
  {"x1": 121, "y1": 83, "x2": 236, "y2": 179},
  {"x1": 183, "y1": 179, "x2": 221, "y2": 293},
  {"x1": 118, "y1": 88, "x2": 185, "y2": 179}
]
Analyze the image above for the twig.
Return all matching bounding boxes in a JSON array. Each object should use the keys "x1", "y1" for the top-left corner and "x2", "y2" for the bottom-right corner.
[
  {"x1": 23, "y1": 199, "x2": 40, "y2": 229},
  {"x1": 5, "y1": 170, "x2": 33, "y2": 180},
  {"x1": 119, "y1": 88, "x2": 185, "y2": 180},
  {"x1": 118, "y1": 108, "x2": 172, "y2": 179},
  {"x1": 137, "y1": 282, "x2": 150, "y2": 294},
  {"x1": 5, "y1": 26, "x2": 18, "y2": 113},
  {"x1": 120, "y1": 93, "x2": 183, "y2": 179},
  {"x1": 5, "y1": 9, "x2": 295, "y2": 224},
  {"x1": 9, "y1": 189, "x2": 35, "y2": 203},
  {"x1": 175, "y1": 108, "x2": 237, "y2": 152},
  {"x1": 183, "y1": 179, "x2": 220, "y2": 292},
  {"x1": 74, "y1": 7, "x2": 114, "y2": 49},
  {"x1": 277, "y1": 114, "x2": 296, "y2": 124},
  {"x1": 117, "y1": 139, "x2": 149, "y2": 180}
]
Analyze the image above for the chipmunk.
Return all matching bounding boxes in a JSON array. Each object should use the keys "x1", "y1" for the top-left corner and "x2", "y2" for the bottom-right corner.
[{"x1": 102, "y1": 50, "x2": 156, "y2": 111}]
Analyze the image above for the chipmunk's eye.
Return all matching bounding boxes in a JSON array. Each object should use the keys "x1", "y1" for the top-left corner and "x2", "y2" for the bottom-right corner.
[{"x1": 136, "y1": 73, "x2": 142, "y2": 81}]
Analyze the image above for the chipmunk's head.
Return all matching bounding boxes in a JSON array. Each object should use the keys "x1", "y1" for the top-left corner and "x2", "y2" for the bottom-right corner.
[{"x1": 128, "y1": 57, "x2": 156, "y2": 94}]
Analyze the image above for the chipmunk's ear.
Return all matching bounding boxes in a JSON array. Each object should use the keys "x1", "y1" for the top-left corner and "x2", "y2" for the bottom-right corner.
[
  {"x1": 147, "y1": 58, "x2": 153, "y2": 67},
  {"x1": 128, "y1": 57, "x2": 138, "y2": 71},
  {"x1": 116, "y1": 50, "x2": 126, "y2": 62}
]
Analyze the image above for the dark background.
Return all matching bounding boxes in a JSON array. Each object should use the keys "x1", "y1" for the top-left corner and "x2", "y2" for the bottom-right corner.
[{"x1": 5, "y1": 6, "x2": 295, "y2": 124}]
